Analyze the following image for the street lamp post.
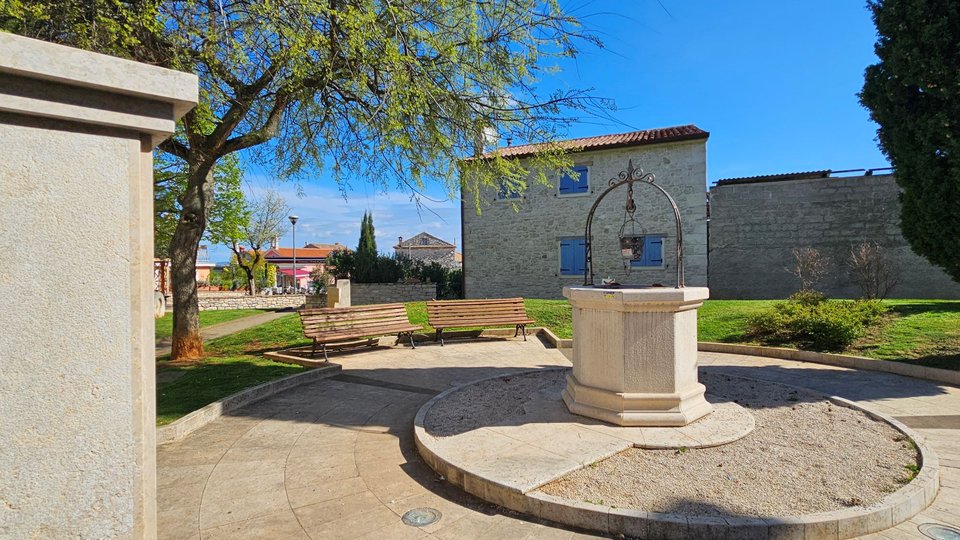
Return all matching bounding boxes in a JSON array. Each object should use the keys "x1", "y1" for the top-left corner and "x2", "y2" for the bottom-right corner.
[{"x1": 289, "y1": 215, "x2": 299, "y2": 292}]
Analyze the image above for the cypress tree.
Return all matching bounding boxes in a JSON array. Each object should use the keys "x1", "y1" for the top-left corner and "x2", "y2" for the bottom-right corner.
[{"x1": 860, "y1": 0, "x2": 960, "y2": 282}]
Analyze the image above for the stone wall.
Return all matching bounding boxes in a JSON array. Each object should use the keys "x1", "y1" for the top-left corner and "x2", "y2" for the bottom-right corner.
[
  {"x1": 708, "y1": 174, "x2": 960, "y2": 299},
  {"x1": 0, "y1": 34, "x2": 196, "y2": 537},
  {"x1": 197, "y1": 293, "x2": 312, "y2": 311},
  {"x1": 351, "y1": 283, "x2": 438, "y2": 305},
  {"x1": 462, "y1": 140, "x2": 709, "y2": 299}
]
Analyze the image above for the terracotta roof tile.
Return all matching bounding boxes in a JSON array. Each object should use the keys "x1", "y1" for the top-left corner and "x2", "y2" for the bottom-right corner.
[
  {"x1": 480, "y1": 125, "x2": 709, "y2": 159},
  {"x1": 264, "y1": 246, "x2": 345, "y2": 259}
]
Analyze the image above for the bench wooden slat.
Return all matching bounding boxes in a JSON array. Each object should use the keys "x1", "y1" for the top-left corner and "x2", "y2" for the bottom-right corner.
[
  {"x1": 426, "y1": 298, "x2": 534, "y2": 345},
  {"x1": 305, "y1": 323, "x2": 421, "y2": 342},
  {"x1": 300, "y1": 309, "x2": 409, "y2": 325},
  {"x1": 297, "y1": 303, "x2": 421, "y2": 359}
]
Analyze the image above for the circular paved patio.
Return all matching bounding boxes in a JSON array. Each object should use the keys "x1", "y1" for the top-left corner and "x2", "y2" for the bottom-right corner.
[{"x1": 157, "y1": 337, "x2": 960, "y2": 539}]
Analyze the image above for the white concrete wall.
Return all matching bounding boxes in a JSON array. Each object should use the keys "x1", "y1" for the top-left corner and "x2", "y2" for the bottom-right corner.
[
  {"x1": 462, "y1": 140, "x2": 709, "y2": 299},
  {"x1": 0, "y1": 34, "x2": 196, "y2": 538}
]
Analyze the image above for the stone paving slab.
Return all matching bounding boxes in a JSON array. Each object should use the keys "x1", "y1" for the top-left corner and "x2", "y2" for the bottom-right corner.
[{"x1": 157, "y1": 339, "x2": 960, "y2": 539}]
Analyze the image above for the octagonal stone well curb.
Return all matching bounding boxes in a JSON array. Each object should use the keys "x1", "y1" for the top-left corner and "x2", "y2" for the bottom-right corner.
[{"x1": 413, "y1": 371, "x2": 939, "y2": 540}]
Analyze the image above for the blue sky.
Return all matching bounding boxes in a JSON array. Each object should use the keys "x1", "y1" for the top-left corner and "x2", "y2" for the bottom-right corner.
[{"x1": 207, "y1": 1, "x2": 886, "y2": 263}]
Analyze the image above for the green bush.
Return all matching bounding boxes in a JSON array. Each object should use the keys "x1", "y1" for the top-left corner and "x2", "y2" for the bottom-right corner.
[{"x1": 747, "y1": 294, "x2": 886, "y2": 352}]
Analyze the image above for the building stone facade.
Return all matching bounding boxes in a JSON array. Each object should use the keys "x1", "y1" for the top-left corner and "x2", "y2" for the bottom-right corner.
[
  {"x1": 462, "y1": 129, "x2": 709, "y2": 299},
  {"x1": 395, "y1": 232, "x2": 460, "y2": 269},
  {"x1": 708, "y1": 172, "x2": 960, "y2": 299}
]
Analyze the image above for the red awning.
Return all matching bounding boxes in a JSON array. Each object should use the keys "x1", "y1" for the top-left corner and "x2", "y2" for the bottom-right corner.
[{"x1": 277, "y1": 268, "x2": 312, "y2": 277}]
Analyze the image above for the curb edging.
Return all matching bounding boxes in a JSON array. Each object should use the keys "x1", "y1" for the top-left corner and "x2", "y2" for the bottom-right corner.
[
  {"x1": 698, "y1": 342, "x2": 960, "y2": 387},
  {"x1": 414, "y1": 370, "x2": 939, "y2": 540},
  {"x1": 156, "y1": 363, "x2": 341, "y2": 445}
]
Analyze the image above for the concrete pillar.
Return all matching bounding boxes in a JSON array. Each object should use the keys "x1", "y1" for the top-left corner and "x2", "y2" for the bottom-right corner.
[
  {"x1": 0, "y1": 34, "x2": 197, "y2": 538},
  {"x1": 562, "y1": 286, "x2": 713, "y2": 426}
]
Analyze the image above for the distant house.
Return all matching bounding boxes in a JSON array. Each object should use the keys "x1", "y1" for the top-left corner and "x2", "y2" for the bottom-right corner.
[
  {"x1": 395, "y1": 232, "x2": 461, "y2": 269},
  {"x1": 195, "y1": 245, "x2": 216, "y2": 284},
  {"x1": 263, "y1": 242, "x2": 347, "y2": 288}
]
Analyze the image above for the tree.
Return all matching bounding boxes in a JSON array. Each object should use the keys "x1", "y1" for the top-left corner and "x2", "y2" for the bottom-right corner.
[
  {"x1": 4, "y1": 0, "x2": 608, "y2": 359},
  {"x1": 860, "y1": 0, "x2": 960, "y2": 283},
  {"x1": 209, "y1": 189, "x2": 290, "y2": 295},
  {"x1": 357, "y1": 212, "x2": 378, "y2": 259},
  {"x1": 154, "y1": 153, "x2": 247, "y2": 259}
]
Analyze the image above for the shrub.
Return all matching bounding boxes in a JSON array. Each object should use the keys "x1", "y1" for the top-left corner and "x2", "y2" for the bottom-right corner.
[
  {"x1": 787, "y1": 247, "x2": 831, "y2": 291},
  {"x1": 747, "y1": 296, "x2": 887, "y2": 352},
  {"x1": 848, "y1": 241, "x2": 901, "y2": 299}
]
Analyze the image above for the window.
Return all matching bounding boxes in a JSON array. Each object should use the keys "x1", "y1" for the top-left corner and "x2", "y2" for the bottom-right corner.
[
  {"x1": 497, "y1": 182, "x2": 521, "y2": 200},
  {"x1": 558, "y1": 165, "x2": 589, "y2": 195},
  {"x1": 559, "y1": 237, "x2": 586, "y2": 276},
  {"x1": 629, "y1": 235, "x2": 664, "y2": 267}
]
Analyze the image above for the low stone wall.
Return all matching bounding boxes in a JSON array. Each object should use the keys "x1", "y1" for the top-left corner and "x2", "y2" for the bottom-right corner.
[
  {"x1": 351, "y1": 283, "x2": 437, "y2": 305},
  {"x1": 198, "y1": 293, "x2": 310, "y2": 311}
]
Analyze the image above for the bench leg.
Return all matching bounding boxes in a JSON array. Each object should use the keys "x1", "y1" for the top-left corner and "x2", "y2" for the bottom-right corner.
[
  {"x1": 517, "y1": 324, "x2": 527, "y2": 341},
  {"x1": 435, "y1": 329, "x2": 444, "y2": 346},
  {"x1": 408, "y1": 331, "x2": 416, "y2": 349},
  {"x1": 321, "y1": 343, "x2": 329, "y2": 362},
  {"x1": 312, "y1": 339, "x2": 318, "y2": 358}
]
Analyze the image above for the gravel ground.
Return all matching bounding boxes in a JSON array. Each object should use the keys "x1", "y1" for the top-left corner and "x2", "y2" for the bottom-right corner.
[{"x1": 538, "y1": 371, "x2": 920, "y2": 517}]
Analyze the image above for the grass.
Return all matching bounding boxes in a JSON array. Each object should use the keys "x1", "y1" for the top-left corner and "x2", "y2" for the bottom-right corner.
[
  {"x1": 849, "y1": 300, "x2": 960, "y2": 370},
  {"x1": 156, "y1": 297, "x2": 960, "y2": 425},
  {"x1": 156, "y1": 314, "x2": 307, "y2": 425},
  {"x1": 154, "y1": 309, "x2": 266, "y2": 340}
]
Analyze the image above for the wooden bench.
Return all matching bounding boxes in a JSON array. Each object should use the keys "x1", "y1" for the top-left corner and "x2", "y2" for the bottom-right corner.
[
  {"x1": 298, "y1": 303, "x2": 421, "y2": 361},
  {"x1": 426, "y1": 298, "x2": 535, "y2": 346}
]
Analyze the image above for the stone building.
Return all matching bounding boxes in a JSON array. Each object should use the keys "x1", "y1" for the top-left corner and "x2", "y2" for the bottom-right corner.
[
  {"x1": 461, "y1": 126, "x2": 710, "y2": 299},
  {"x1": 708, "y1": 170, "x2": 960, "y2": 299},
  {"x1": 395, "y1": 232, "x2": 461, "y2": 269}
]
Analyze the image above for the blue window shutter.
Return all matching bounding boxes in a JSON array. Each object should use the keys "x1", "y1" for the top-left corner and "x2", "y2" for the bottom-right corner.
[
  {"x1": 560, "y1": 238, "x2": 585, "y2": 275},
  {"x1": 573, "y1": 166, "x2": 589, "y2": 193},
  {"x1": 572, "y1": 238, "x2": 585, "y2": 274},
  {"x1": 559, "y1": 240, "x2": 572, "y2": 274},
  {"x1": 647, "y1": 236, "x2": 663, "y2": 265},
  {"x1": 559, "y1": 166, "x2": 588, "y2": 194}
]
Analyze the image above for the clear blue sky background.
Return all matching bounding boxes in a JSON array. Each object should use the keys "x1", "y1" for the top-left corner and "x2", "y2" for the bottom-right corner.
[{"x1": 209, "y1": 0, "x2": 887, "y2": 263}]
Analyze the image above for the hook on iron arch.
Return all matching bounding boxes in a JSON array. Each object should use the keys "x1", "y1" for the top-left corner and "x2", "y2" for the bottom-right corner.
[{"x1": 583, "y1": 160, "x2": 685, "y2": 288}]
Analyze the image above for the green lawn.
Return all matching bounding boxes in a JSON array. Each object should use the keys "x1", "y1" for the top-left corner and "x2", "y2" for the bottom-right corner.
[
  {"x1": 849, "y1": 300, "x2": 960, "y2": 371},
  {"x1": 156, "y1": 314, "x2": 307, "y2": 425},
  {"x1": 156, "y1": 298, "x2": 960, "y2": 425},
  {"x1": 154, "y1": 309, "x2": 266, "y2": 340}
]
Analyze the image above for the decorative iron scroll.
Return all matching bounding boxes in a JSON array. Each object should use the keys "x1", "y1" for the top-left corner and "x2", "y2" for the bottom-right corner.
[{"x1": 583, "y1": 160, "x2": 685, "y2": 288}]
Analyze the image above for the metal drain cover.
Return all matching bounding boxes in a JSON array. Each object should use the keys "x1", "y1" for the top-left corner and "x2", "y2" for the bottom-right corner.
[
  {"x1": 919, "y1": 523, "x2": 960, "y2": 540},
  {"x1": 402, "y1": 507, "x2": 441, "y2": 527}
]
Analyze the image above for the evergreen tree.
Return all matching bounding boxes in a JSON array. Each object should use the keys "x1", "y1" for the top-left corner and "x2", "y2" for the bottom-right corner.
[
  {"x1": 860, "y1": 0, "x2": 960, "y2": 282},
  {"x1": 358, "y1": 212, "x2": 378, "y2": 258}
]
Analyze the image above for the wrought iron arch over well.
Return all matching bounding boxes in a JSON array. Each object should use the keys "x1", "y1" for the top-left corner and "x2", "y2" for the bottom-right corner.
[{"x1": 583, "y1": 160, "x2": 685, "y2": 288}]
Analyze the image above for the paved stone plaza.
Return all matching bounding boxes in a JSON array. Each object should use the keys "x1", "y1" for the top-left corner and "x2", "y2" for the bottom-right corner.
[{"x1": 157, "y1": 338, "x2": 960, "y2": 539}]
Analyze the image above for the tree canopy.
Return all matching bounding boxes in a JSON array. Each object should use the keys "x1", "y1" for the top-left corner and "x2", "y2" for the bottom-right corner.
[
  {"x1": 860, "y1": 0, "x2": 960, "y2": 282},
  {"x1": 2, "y1": 0, "x2": 609, "y2": 358}
]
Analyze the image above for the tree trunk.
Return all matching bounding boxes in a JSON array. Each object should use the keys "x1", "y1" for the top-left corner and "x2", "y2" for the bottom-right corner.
[
  {"x1": 243, "y1": 265, "x2": 256, "y2": 296},
  {"x1": 170, "y1": 164, "x2": 216, "y2": 360}
]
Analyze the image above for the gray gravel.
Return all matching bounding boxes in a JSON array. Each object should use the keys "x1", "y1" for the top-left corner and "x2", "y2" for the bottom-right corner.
[{"x1": 538, "y1": 371, "x2": 919, "y2": 517}]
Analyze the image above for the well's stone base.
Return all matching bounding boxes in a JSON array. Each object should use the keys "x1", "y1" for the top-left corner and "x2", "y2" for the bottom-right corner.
[{"x1": 562, "y1": 374, "x2": 714, "y2": 427}]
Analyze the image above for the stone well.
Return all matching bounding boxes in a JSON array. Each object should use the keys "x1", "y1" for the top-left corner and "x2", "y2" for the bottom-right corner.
[{"x1": 561, "y1": 285, "x2": 713, "y2": 427}]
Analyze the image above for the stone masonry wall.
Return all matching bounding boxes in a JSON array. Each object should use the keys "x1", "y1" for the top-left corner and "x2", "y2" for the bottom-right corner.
[
  {"x1": 198, "y1": 293, "x2": 310, "y2": 310},
  {"x1": 708, "y1": 174, "x2": 960, "y2": 299},
  {"x1": 351, "y1": 283, "x2": 438, "y2": 305},
  {"x1": 462, "y1": 140, "x2": 709, "y2": 299}
]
